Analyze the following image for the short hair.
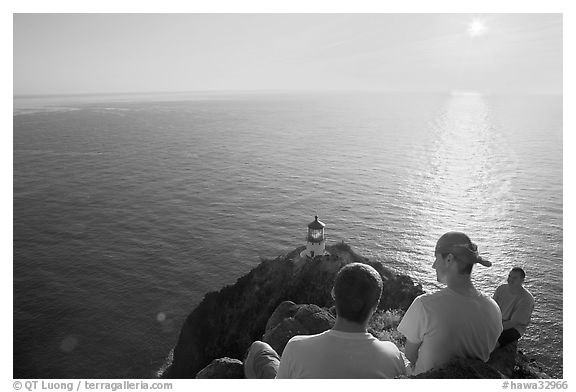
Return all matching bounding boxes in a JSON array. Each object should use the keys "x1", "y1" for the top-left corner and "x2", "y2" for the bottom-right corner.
[
  {"x1": 332, "y1": 263, "x2": 383, "y2": 324},
  {"x1": 510, "y1": 267, "x2": 526, "y2": 279}
]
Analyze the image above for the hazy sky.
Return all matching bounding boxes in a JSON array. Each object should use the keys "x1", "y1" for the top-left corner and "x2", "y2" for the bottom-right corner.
[{"x1": 13, "y1": 13, "x2": 562, "y2": 95}]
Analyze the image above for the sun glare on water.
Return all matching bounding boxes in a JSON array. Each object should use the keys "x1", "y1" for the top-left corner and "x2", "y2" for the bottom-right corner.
[{"x1": 467, "y1": 19, "x2": 487, "y2": 37}]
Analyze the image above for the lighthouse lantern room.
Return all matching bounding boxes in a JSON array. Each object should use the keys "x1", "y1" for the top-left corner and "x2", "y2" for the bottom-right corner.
[{"x1": 301, "y1": 216, "x2": 328, "y2": 258}]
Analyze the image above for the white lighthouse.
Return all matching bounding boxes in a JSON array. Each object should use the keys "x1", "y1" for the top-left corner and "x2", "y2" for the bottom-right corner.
[{"x1": 300, "y1": 216, "x2": 328, "y2": 258}]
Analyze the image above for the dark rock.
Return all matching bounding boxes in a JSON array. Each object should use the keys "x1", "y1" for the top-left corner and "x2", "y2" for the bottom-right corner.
[
  {"x1": 486, "y1": 342, "x2": 551, "y2": 379},
  {"x1": 265, "y1": 300, "x2": 300, "y2": 332},
  {"x1": 410, "y1": 358, "x2": 505, "y2": 379},
  {"x1": 404, "y1": 342, "x2": 550, "y2": 379},
  {"x1": 410, "y1": 348, "x2": 550, "y2": 379},
  {"x1": 262, "y1": 303, "x2": 335, "y2": 355},
  {"x1": 195, "y1": 357, "x2": 244, "y2": 379},
  {"x1": 262, "y1": 317, "x2": 309, "y2": 355},
  {"x1": 293, "y1": 304, "x2": 335, "y2": 334},
  {"x1": 380, "y1": 273, "x2": 425, "y2": 311},
  {"x1": 488, "y1": 342, "x2": 518, "y2": 378},
  {"x1": 161, "y1": 255, "x2": 297, "y2": 378},
  {"x1": 513, "y1": 350, "x2": 550, "y2": 379}
]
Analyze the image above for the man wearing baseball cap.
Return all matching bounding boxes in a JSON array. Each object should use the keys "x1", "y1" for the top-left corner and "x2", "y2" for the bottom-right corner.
[{"x1": 397, "y1": 232, "x2": 503, "y2": 375}]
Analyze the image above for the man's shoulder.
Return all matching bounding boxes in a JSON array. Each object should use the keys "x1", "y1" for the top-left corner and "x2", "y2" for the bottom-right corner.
[
  {"x1": 418, "y1": 288, "x2": 452, "y2": 303},
  {"x1": 422, "y1": 288, "x2": 499, "y2": 308},
  {"x1": 374, "y1": 339, "x2": 403, "y2": 353},
  {"x1": 403, "y1": 289, "x2": 455, "y2": 312},
  {"x1": 286, "y1": 331, "x2": 329, "y2": 346},
  {"x1": 478, "y1": 292, "x2": 502, "y2": 309},
  {"x1": 407, "y1": 288, "x2": 493, "y2": 313},
  {"x1": 521, "y1": 286, "x2": 535, "y2": 302}
]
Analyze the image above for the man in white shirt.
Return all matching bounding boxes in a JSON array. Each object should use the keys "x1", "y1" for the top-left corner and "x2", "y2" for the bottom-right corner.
[
  {"x1": 397, "y1": 232, "x2": 502, "y2": 375},
  {"x1": 244, "y1": 262, "x2": 408, "y2": 378},
  {"x1": 493, "y1": 267, "x2": 535, "y2": 347}
]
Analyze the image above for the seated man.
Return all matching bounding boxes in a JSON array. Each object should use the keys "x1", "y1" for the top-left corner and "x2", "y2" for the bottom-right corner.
[
  {"x1": 493, "y1": 267, "x2": 535, "y2": 347},
  {"x1": 397, "y1": 232, "x2": 503, "y2": 375},
  {"x1": 244, "y1": 262, "x2": 408, "y2": 378}
]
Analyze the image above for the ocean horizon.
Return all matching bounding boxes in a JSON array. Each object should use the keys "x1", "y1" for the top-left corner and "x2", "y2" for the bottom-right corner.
[{"x1": 13, "y1": 90, "x2": 563, "y2": 378}]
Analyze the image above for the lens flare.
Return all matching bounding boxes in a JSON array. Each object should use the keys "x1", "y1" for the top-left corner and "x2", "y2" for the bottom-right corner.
[{"x1": 60, "y1": 336, "x2": 79, "y2": 353}]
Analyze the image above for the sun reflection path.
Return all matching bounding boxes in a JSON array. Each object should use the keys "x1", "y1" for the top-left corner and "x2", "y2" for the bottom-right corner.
[{"x1": 403, "y1": 92, "x2": 520, "y2": 292}]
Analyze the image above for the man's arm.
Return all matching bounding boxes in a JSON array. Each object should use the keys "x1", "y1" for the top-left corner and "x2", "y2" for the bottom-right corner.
[
  {"x1": 503, "y1": 295, "x2": 534, "y2": 331},
  {"x1": 492, "y1": 286, "x2": 501, "y2": 302},
  {"x1": 502, "y1": 319, "x2": 523, "y2": 331},
  {"x1": 397, "y1": 296, "x2": 424, "y2": 367},
  {"x1": 404, "y1": 340, "x2": 422, "y2": 366}
]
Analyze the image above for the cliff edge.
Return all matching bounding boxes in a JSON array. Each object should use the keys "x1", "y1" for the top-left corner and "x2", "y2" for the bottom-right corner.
[
  {"x1": 160, "y1": 242, "x2": 423, "y2": 378},
  {"x1": 159, "y1": 242, "x2": 548, "y2": 379}
]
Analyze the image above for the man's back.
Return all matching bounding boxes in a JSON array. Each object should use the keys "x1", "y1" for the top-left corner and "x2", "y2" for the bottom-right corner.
[
  {"x1": 276, "y1": 329, "x2": 407, "y2": 378},
  {"x1": 398, "y1": 288, "x2": 502, "y2": 374}
]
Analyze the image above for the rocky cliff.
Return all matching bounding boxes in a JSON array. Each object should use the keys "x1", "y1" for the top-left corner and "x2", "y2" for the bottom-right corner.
[
  {"x1": 160, "y1": 242, "x2": 423, "y2": 378},
  {"x1": 159, "y1": 242, "x2": 548, "y2": 379}
]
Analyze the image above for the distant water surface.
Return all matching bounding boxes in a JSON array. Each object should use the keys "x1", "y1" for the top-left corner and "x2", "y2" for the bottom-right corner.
[{"x1": 13, "y1": 91, "x2": 562, "y2": 378}]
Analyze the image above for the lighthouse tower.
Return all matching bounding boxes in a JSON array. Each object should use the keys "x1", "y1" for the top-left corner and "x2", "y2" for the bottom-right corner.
[{"x1": 300, "y1": 216, "x2": 328, "y2": 258}]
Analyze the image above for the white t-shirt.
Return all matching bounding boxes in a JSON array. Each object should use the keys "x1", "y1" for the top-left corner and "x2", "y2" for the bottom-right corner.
[
  {"x1": 276, "y1": 329, "x2": 408, "y2": 378},
  {"x1": 493, "y1": 284, "x2": 535, "y2": 335},
  {"x1": 397, "y1": 288, "x2": 502, "y2": 375}
]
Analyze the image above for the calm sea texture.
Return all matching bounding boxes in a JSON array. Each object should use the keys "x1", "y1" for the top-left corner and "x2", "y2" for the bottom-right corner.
[{"x1": 13, "y1": 91, "x2": 563, "y2": 378}]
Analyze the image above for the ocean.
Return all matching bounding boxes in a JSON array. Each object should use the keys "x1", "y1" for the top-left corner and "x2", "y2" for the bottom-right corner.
[{"x1": 13, "y1": 91, "x2": 563, "y2": 378}]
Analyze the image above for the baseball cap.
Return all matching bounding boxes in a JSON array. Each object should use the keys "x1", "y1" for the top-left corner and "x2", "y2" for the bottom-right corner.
[{"x1": 435, "y1": 231, "x2": 492, "y2": 267}]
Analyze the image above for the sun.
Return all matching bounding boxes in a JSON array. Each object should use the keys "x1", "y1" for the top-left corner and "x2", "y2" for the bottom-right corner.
[{"x1": 467, "y1": 19, "x2": 487, "y2": 37}]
